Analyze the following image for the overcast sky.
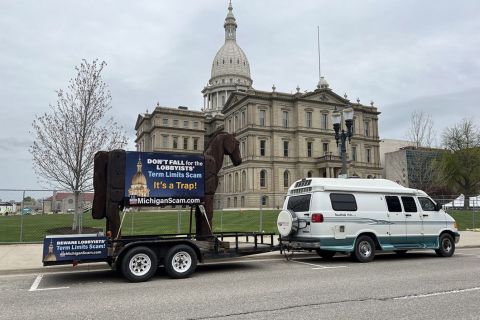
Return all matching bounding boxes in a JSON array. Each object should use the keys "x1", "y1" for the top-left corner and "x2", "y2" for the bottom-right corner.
[{"x1": 1, "y1": 0, "x2": 479, "y2": 200}]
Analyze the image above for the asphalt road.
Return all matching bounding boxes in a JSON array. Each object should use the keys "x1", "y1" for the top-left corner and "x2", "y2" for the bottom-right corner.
[{"x1": 1, "y1": 248, "x2": 479, "y2": 320}]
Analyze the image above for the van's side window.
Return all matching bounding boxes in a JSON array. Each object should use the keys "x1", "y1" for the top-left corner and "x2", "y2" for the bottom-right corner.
[
  {"x1": 401, "y1": 196, "x2": 417, "y2": 212},
  {"x1": 287, "y1": 194, "x2": 311, "y2": 212},
  {"x1": 385, "y1": 196, "x2": 402, "y2": 212},
  {"x1": 418, "y1": 197, "x2": 436, "y2": 211},
  {"x1": 330, "y1": 193, "x2": 357, "y2": 211}
]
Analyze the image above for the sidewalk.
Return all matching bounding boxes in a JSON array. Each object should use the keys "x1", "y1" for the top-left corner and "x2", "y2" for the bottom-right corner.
[{"x1": 1, "y1": 231, "x2": 479, "y2": 275}]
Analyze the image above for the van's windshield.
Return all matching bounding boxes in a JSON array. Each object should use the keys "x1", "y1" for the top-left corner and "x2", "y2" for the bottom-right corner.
[{"x1": 287, "y1": 194, "x2": 311, "y2": 212}]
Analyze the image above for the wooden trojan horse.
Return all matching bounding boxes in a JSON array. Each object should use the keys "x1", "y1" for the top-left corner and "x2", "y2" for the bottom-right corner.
[{"x1": 195, "y1": 131, "x2": 242, "y2": 240}]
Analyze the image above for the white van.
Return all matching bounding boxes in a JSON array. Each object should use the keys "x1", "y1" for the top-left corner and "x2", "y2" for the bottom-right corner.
[{"x1": 277, "y1": 178, "x2": 460, "y2": 262}]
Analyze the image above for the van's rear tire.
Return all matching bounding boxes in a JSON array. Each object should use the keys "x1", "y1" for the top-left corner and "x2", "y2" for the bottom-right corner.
[
  {"x1": 121, "y1": 246, "x2": 158, "y2": 282},
  {"x1": 164, "y1": 245, "x2": 197, "y2": 279},
  {"x1": 435, "y1": 233, "x2": 455, "y2": 257},
  {"x1": 315, "y1": 249, "x2": 336, "y2": 260},
  {"x1": 352, "y1": 235, "x2": 375, "y2": 263}
]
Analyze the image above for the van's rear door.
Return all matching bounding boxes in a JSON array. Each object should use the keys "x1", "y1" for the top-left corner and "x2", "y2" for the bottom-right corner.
[{"x1": 287, "y1": 194, "x2": 312, "y2": 236}]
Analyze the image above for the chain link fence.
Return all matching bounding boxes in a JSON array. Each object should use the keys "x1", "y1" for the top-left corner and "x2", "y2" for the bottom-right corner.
[
  {"x1": 0, "y1": 190, "x2": 280, "y2": 243},
  {"x1": 1, "y1": 189, "x2": 479, "y2": 244}
]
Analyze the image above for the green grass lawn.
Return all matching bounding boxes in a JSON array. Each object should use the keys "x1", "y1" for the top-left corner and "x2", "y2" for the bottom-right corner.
[
  {"x1": 446, "y1": 210, "x2": 480, "y2": 231},
  {"x1": 0, "y1": 210, "x2": 279, "y2": 243},
  {"x1": 1, "y1": 209, "x2": 477, "y2": 243}
]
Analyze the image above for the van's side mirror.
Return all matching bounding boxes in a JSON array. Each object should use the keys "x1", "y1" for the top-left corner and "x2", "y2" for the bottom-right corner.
[{"x1": 434, "y1": 203, "x2": 442, "y2": 211}]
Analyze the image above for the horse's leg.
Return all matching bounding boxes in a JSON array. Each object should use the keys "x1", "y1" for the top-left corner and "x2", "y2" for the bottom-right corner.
[
  {"x1": 194, "y1": 205, "x2": 204, "y2": 240},
  {"x1": 204, "y1": 194, "x2": 214, "y2": 238}
]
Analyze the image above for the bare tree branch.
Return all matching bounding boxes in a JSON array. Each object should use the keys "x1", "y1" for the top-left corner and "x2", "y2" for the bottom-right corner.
[
  {"x1": 30, "y1": 59, "x2": 127, "y2": 230},
  {"x1": 405, "y1": 110, "x2": 436, "y2": 147}
]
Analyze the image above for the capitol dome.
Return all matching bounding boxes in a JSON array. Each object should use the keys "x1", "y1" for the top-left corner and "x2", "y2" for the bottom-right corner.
[
  {"x1": 202, "y1": 1, "x2": 253, "y2": 115},
  {"x1": 210, "y1": 41, "x2": 251, "y2": 82}
]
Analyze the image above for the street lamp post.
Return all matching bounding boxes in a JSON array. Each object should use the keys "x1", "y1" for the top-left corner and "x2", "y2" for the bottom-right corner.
[{"x1": 332, "y1": 107, "x2": 354, "y2": 177}]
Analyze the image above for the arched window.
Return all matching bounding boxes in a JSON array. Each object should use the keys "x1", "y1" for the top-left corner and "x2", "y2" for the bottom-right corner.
[
  {"x1": 227, "y1": 198, "x2": 231, "y2": 208},
  {"x1": 307, "y1": 171, "x2": 313, "y2": 178},
  {"x1": 260, "y1": 170, "x2": 267, "y2": 188},
  {"x1": 283, "y1": 170, "x2": 290, "y2": 188},
  {"x1": 234, "y1": 197, "x2": 237, "y2": 207},
  {"x1": 242, "y1": 171, "x2": 247, "y2": 191},
  {"x1": 228, "y1": 174, "x2": 233, "y2": 192},
  {"x1": 235, "y1": 172, "x2": 239, "y2": 192},
  {"x1": 241, "y1": 196, "x2": 245, "y2": 207}
]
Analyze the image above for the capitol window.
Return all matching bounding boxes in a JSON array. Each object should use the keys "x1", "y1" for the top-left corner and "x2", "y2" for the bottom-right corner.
[
  {"x1": 306, "y1": 111, "x2": 312, "y2": 128},
  {"x1": 173, "y1": 137, "x2": 178, "y2": 149},
  {"x1": 259, "y1": 110, "x2": 266, "y2": 126},
  {"x1": 282, "y1": 111, "x2": 289, "y2": 128},
  {"x1": 259, "y1": 140, "x2": 266, "y2": 156},
  {"x1": 260, "y1": 170, "x2": 267, "y2": 188},
  {"x1": 162, "y1": 135, "x2": 168, "y2": 148},
  {"x1": 193, "y1": 138, "x2": 199, "y2": 150},
  {"x1": 183, "y1": 120, "x2": 189, "y2": 128},
  {"x1": 162, "y1": 118, "x2": 168, "y2": 126},
  {"x1": 173, "y1": 119, "x2": 179, "y2": 127},
  {"x1": 283, "y1": 141, "x2": 289, "y2": 157}
]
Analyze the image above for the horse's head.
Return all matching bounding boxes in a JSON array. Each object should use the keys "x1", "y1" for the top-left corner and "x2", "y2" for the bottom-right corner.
[{"x1": 223, "y1": 133, "x2": 242, "y2": 166}]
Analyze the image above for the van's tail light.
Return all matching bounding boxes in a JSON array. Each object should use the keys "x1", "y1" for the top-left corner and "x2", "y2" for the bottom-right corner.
[{"x1": 311, "y1": 213, "x2": 324, "y2": 223}]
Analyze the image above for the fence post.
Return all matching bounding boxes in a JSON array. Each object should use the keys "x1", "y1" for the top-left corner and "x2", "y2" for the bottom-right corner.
[
  {"x1": 259, "y1": 194, "x2": 264, "y2": 232},
  {"x1": 131, "y1": 209, "x2": 134, "y2": 235},
  {"x1": 177, "y1": 208, "x2": 181, "y2": 234},
  {"x1": 20, "y1": 190, "x2": 25, "y2": 242}
]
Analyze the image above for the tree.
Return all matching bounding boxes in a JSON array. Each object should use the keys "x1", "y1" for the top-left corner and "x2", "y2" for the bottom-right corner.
[
  {"x1": 406, "y1": 110, "x2": 435, "y2": 147},
  {"x1": 437, "y1": 119, "x2": 480, "y2": 209},
  {"x1": 30, "y1": 59, "x2": 127, "y2": 230}
]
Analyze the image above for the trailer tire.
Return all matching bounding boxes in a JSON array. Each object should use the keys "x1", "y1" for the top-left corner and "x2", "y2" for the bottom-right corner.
[
  {"x1": 164, "y1": 244, "x2": 197, "y2": 279},
  {"x1": 121, "y1": 246, "x2": 158, "y2": 282}
]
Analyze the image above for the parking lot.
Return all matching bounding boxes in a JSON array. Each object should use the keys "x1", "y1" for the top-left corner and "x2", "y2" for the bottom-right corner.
[{"x1": 0, "y1": 248, "x2": 479, "y2": 319}]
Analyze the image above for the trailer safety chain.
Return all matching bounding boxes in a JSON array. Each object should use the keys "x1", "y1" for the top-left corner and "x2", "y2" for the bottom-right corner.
[{"x1": 281, "y1": 244, "x2": 296, "y2": 261}]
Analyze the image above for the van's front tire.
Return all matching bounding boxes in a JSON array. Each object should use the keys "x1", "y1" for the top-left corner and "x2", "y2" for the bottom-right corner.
[
  {"x1": 435, "y1": 233, "x2": 455, "y2": 257},
  {"x1": 352, "y1": 236, "x2": 375, "y2": 263},
  {"x1": 315, "y1": 249, "x2": 336, "y2": 260},
  {"x1": 121, "y1": 246, "x2": 158, "y2": 282}
]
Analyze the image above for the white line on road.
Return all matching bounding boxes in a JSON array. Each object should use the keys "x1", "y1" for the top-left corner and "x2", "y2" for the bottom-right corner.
[
  {"x1": 29, "y1": 275, "x2": 43, "y2": 291},
  {"x1": 394, "y1": 287, "x2": 480, "y2": 300},
  {"x1": 29, "y1": 274, "x2": 69, "y2": 292},
  {"x1": 290, "y1": 260, "x2": 347, "y2": 269}
]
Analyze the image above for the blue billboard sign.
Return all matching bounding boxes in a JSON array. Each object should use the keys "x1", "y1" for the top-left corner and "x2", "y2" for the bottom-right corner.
[
  {"x1": 124, "y1": 151, "x2": 205, "y2": 206},
  {"x1": 43, "y1": 235, "x2": 108, "y2": 263}
]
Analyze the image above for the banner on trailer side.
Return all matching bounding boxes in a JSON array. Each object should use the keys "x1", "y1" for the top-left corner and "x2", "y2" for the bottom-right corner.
[
  {"x1": 124, "y1": 151, "x2": 205, "y2": 207},
  {"x1": 43, "y1": 235, "x2": 108, "y2": 264}
]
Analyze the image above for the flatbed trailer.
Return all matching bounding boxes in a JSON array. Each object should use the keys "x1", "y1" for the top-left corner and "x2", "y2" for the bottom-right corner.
[{"x1": 43, "y1": 231, "x2": 278, "y2": 282}]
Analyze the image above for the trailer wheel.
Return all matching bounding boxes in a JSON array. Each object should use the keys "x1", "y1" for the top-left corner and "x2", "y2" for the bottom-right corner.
[
  {"x1": 121, "y1": 246, "x2": 158, "y2": 282},
  {"x1": 165, "y1": 245, "x2": 197, "y2": 279},
  {"x1": 435, "y1": 233, "x2": 455, "y2": 257},
  {"x1": 352, "y1": 235, "x2": 375, "y2": 263}
]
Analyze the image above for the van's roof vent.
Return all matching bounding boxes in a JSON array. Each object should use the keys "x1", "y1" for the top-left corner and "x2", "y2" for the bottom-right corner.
[
  {"x1": 294, "y1": 179, "x2": 311, "y2": 188},
  {"x1": 290, "y1": 187, "x2": 312, "y2": 195}
]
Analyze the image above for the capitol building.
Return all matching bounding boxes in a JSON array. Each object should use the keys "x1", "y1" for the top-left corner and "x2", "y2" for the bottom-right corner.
[{"x1": 135, "y1": 1, "x2": 383, "y2": 209}]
